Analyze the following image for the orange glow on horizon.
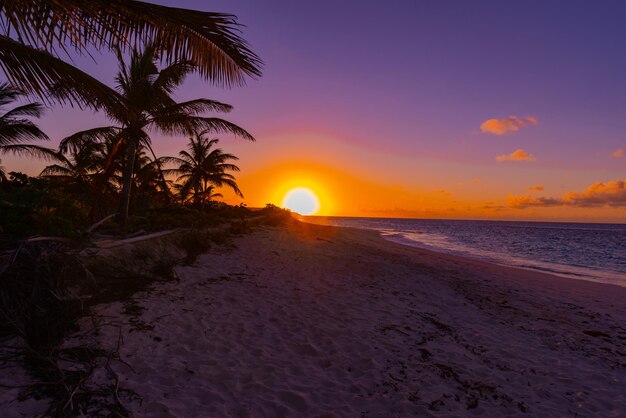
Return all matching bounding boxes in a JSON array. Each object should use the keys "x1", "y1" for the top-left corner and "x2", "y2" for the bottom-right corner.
[{"x1": 215, "y1": 158, "x2": 626, "y2": 223}]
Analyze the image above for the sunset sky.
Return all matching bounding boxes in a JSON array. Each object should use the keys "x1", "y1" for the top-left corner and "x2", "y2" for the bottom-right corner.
[{"x1": 4, "y1": 0, "x2": 626, "y2": 222}]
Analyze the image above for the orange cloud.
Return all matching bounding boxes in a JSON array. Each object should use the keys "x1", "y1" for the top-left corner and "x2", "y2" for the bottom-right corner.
[
  {"x1": 508, "y1": 178, "x2": 626, "y2": 209},
  {"x1": 471, "y1": 178, "x2": 481, "y2": 185},
  {"x1": 612, "y1": 148, "x2": 624, "y2": 158},
  {"x1": 528, "y1": 185, "x2": 544, "y2": 191},
  {"x1": 563, "y1": 179, "x2": 626, "y2": 207},
  {"x1": 496, "y1": 149, "x2": 536, "y2": 162},
  {"x1": 480, "y1": 115, "x2": 538, "y2": 135}
]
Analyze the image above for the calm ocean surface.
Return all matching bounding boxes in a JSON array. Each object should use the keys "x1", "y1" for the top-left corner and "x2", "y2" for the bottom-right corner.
[{"x1": 312, "y1": 217, "x2": 626, "y2": 286}]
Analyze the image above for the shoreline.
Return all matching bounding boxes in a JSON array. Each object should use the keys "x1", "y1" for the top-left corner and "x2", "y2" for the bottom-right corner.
[
  {"x1": 304, "y1": 216, "x2": 626, "y2": 288},
  {"x1": 3, "y1": 220, "x2": 625, "y2": 416},
  {"x1": 307, "y1": 221, "x2": 626, "y2": 309}
]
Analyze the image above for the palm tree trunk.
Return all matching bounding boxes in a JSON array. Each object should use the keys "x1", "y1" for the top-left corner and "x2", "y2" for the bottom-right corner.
[
  {"x1": 146, "y1": 143, "x2": 170, "y2": 204},
  {"x1": 118, "y1": 136, "x2": 139, "y2": 227},
  {"x1": 194, "y1": 183, "x2": 200, "y2": 209}
]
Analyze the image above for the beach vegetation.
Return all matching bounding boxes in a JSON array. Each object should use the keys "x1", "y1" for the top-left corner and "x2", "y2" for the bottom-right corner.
[
  {"x1": 261, "y1": 203, "x2": 295, "y2": 226},
  {"x1": 0, "y1": 2, "x2": 275, "y2": 415}
]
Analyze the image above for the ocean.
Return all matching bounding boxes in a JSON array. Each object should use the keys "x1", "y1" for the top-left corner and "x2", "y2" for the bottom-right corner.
[{"x1": 310, "y1": 217, "x2": 626, "y2": 286}]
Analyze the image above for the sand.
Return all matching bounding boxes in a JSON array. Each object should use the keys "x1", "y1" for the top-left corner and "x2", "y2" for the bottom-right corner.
[{"x1": 3, "y1": 221, "x2": 626, "y2": 416}]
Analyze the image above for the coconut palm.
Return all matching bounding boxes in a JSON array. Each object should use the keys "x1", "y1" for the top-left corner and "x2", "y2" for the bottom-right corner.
[
  {"x1": 60, "y1": 45, "x2": 254, "y2": 225},
  {"x1": 0, "y1": 83, "x2": 47, "y2": 145},
  {"x1": 171, "y1": 183, "x2": 224, "y2": 206},
  {"x1": 162, "y1": 132, "x2": 243, "y2": 208},
  {"x1": 130, "y1": 149, "x2": 171, "y2": 209},
  {"x1": 39, "y1": 142, "x2": 105, "y2": 194},
  {"x1": 0, "y1": 1, "x2": 262, "y2": 108},
  {"x1": 0, "y1": 82, "x2": 55, "y2": 161}
]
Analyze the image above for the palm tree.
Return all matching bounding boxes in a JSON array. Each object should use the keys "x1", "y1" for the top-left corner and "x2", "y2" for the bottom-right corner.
[
  {"x1": 39, "y1": 142, "x2": 105, "y2": 195},
  {"x1": 0, "y1": 1, "x2": 262, "y2": 108},
  {"x1": 171, "y1": 183, "x2": 224, "y2": 206},
  {"x1": 162, "y1": 132, "x2": 243, "y2": 208},
  {"x1": 0, "y1": 158, "x2": 6, "y2": 183},
  {"x1": 0, "y1": 82, "x2": 54, "y2": 160},
  {"x1": 131, "y1": 149, "x2": 171, "y2": 209},
  {"x1": 60, "y1": 46, "x2": 254, "y2": 226}
]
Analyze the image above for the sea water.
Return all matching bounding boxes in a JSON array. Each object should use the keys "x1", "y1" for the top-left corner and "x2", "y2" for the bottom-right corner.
[{"x1": 312, "y1": 217, "x2": 626, "y2": 286}]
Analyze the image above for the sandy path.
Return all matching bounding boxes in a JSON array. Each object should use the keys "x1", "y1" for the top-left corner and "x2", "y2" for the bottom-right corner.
[{"x1": 61, "y1": 222, "x2": 626, "y2": 416}]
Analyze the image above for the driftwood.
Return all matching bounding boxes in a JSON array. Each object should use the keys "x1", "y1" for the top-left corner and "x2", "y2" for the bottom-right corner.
[
  {"x1": 91, "y1": 229, "x2": 181, "y2": 249},
  {"x1": 85, "y1": 213, "x2": 118, "y2": 234},
  {"x1": 24, "y1": 236, "x2": 73, "y2": 244}
]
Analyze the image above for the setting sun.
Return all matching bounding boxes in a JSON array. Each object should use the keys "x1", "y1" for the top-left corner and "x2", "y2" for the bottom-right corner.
[{"x1": 281, "y1": 187, "x2": 321, "y2": 215}]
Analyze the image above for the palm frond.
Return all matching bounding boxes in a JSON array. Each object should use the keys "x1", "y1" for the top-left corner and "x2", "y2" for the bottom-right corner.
[
  {"x1": 0, "y1": 144, "x2": 57, "y2": 160},
  {"x1": 158, "y1": 99, "x2": 233, "y2": 116},
  {"x1": 193, "y1": 118, "x2": 255, "y2": 141},
  {"x1": 1, "y1": 102, "x2": 46, "y2": 119},
  {"x1": 160, "y1": 167, "x2": 185, "y2": 177},
  {"x1": 0, "y1": 35, "x2": 123, "y2": 108},
  {"x1": 217, "y1": 177, "x2": 243, "y2": 197},
  {"x1": 149, "y1": 115, "x2": 255, "y2": 140},
  {"x1": 1, "y1": 0, "x2": 263, "y2": 85},
  {"x1": 177, "y1": 150, "x2": 194, "y2": 162},
  {"x1": 0, "y1": 82, "x2": 21, "y2": 106},
  {"x1": 157, "y1": 156, "x2": 186, "y2": 166},
  {"x1": 214, "y1": 163, "x2": 241, "y2": 172},
  {"x1": 0, "y1": 121, "x2": 48, "y2": 146},
  {"x1": 40, "y1": 163, "x2": 73, "y2": 177},
  {"x1": 151, "y1": 60, "x2": 194, "y2": 94},
  {"x1": 59, "y1": 126, "x2": 120, "y2": 153}
]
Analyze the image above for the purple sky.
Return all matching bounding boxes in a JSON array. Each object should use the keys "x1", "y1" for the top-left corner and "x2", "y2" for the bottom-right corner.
[{"x1": 4, "y1": 0, "x2": 626, "y2": 220}]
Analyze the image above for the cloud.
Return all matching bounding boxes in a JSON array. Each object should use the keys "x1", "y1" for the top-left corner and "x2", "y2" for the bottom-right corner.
[
  {"x1": 507, "y1": 195, "x2": 561, "y2": 209},
  {"x1": 496, "y1": 149, "x2": 536, "y2": 162},
  {"x1": 563, "y1": 179, "x2": 626, "y2": 207},
  {"x1": 472, "y1": 178, "x2": 481, "y2": 185},
  {"x1": 612, "y1": 148, "x2": 624, "y2": 158},
  {"x1": 481, "y1": 203, "x2": 507, "y2": 211},
  {"x1": 480, "y1": 115, "x2": 538, "y2": 135},
  {"x1": 508, "y1": 179, "x2": 626, "y2": 209},
  {"x1": 528, "y1": 185, "x2": 544, "y2": 191}
]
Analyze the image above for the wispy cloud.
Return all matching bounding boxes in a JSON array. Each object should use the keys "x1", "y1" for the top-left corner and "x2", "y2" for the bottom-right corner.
[
  {"x1": 507, "y1": 195, "x2": 561, "y2": 209},
  {"x1": 496, "y1": 149, "x2": 536, "y2": 162},
  {"x1": 508, "y1": 179, "x2": 626, "y2": 209},
  {"x1": 480, "y1": 115, "x2": 538, "y2": 135},
  {"x1": 612, "y1": 148, "x2": 624, "y2": 158},
  {"x1": 528, "y1": 185, "x2": 544, "y2": 191}
]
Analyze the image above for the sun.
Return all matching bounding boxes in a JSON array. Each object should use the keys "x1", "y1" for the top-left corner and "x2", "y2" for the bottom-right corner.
[{"x1": 281, "y1": 187, "x2": 321, "y2": 215}]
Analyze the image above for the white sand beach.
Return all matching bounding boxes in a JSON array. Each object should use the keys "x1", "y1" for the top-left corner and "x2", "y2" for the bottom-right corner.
[{"x1": 4, "y1": 221, "x2": 626, "y2": 417}]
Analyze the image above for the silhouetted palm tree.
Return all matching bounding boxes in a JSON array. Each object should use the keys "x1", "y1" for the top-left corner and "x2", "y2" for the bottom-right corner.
[
  {"x1": 0, "y1": 82, "x2": 53, "y2": 160},
  {"x1": 131, "y1": 150, "x2": 171, "y2": 209},
  {"x1": 0, "y1": 1, "x2": 262, "y2": 108},
  {"x1": 40, "y1": 142, "x2": 105, "y2": 195},
  {"x1": 60, "y1": 46, "x2": 254, "y2": 225},
  {"x1": 162, "y1": 132, "x2": 243, "y2": 208}
]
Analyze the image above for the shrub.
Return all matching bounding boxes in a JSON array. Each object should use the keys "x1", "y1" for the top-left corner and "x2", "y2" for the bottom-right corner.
[{"x1": 0, "y1": 183, "x2": 88, "y2": 238}]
